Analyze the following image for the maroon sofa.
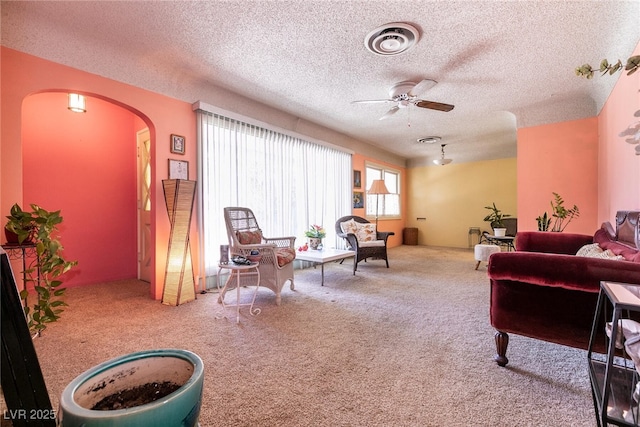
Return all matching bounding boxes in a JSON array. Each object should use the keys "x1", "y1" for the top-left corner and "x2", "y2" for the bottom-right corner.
[{"x1": 488, "y1": 211, "x2": 640, "y2": 366}]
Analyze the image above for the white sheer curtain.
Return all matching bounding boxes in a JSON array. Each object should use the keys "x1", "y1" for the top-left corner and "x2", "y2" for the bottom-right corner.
[{"x1": 195, "y1": 108, "x2": 352, "y2": 287}]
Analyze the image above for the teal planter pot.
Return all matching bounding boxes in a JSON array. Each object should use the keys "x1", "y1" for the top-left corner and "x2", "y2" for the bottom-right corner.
[{"x1": 59, "y1": 349, "x2": 204, "y2": 427}]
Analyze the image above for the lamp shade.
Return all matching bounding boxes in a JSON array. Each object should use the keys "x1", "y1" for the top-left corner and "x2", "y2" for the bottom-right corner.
[
  {"x1": 433, "y1": 143, "x2": 452, "y2": 166},
  {"x1": 367, "y1": 179, "x2": 390, "y2": 195},
  {"x1": 433, "y1": 158, "x2": 453, "y2": 166}
]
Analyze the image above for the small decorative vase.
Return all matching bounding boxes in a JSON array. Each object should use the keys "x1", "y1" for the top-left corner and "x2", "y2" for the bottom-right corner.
[{"x1": 309, "y1": 237, "x2": 322, "y2": 250}]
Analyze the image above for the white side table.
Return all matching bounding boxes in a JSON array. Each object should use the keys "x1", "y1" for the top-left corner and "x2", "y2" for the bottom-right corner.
[
  {"x1": 295, "y1": 248, "x2": 355, "y2": 286},
  {"x1": 217, "y1": 262, "x2": 261, "y2": 323}
]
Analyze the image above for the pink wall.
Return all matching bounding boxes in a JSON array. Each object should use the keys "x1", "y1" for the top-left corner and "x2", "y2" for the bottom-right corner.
[
  {"x1": 1, "y1": 47, "x2": 197, "y2": 300},
  {"x1": 517, "y1": 118, "x2": 599, "y2": 234},
  {"x1": 518, "y1": 40, "x2": 640, "y2": 233},
  {"x1": 22, "y1": 93, "x2": 138, "y2": 286},
  {"x1": 597, "y1": 42, "x2": 640, "y2": 223}
]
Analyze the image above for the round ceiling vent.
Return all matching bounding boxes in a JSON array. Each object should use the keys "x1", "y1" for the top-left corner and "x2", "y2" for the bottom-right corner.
[
  {"x1": 364, "y1": 22, "x2": 420, "y2": 56},
  {"x1": 417, "y1": 136, "x2": 441, "y2": 144}
]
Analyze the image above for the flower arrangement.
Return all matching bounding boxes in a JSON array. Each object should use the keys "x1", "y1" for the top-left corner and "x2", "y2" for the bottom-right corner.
[{"x1": 305, "y1": 224, "x2": 326, "y2": 239}]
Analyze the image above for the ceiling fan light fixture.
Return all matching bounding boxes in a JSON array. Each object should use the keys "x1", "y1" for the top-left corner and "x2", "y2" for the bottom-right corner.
[
  {"x1": 364, "y1": 23, "x2": 420, "y2": 56},
  {"x1": 433, "y1": 144, "x2": 453, "y2": 166}
]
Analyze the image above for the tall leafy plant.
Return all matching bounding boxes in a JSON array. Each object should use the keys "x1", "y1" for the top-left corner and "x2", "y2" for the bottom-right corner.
[
  {"x1": 5, "y1": 203, "x2": 77, "y2": 336},
  {"x1": 537, "y1": 193, "x2": 580, "y2": 232}
]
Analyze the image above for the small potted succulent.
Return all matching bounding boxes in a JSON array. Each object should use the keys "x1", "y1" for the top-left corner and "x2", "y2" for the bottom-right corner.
[{"x1": 483, "y1": 203, "x2": 511, "y2": 237}]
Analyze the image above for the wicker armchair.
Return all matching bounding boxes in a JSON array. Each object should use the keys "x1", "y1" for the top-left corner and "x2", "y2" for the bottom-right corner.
[
  {"x1": 335, "y1": 215, "x2": 393, "y2": 274},
  {"x1": 224, "y1": 207, "x2": 296, "y2": 305}
]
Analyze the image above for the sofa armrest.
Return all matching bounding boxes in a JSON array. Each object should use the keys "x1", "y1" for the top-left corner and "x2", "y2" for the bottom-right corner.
[
  {"x1": 263, "y1": 236, "x2": 296, "y2": 249},
  {"x1": 337, "y1": 232, "x2": 359, "y2": 249},
  {"x1": 515, "y1": 231, "x2": 593, "y2": 254},
  {"x1": 488, "y1": 251, "x2": 640, "y2": 292},
  {"x1": 376, "y1": 231, "x2": 394, "y2": 243}
]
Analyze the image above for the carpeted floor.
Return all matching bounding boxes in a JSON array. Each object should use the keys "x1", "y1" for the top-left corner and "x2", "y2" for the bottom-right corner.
[{"x1": 25, "y1": 245, "x2": 595, "y2": 426}]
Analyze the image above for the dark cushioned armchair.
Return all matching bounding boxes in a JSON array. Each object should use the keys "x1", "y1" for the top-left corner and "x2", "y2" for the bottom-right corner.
[
  {"x1": 488, "y1": 211, "x2": 640, "y2": 366},
  {"x1": 335, "y1": 215, "x2": 393, "y2": 274}
]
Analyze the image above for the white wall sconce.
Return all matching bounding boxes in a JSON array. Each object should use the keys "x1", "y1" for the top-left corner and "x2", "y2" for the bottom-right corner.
[{"x1": 68, "y1": 93, "x2": 86, "y2": 113}]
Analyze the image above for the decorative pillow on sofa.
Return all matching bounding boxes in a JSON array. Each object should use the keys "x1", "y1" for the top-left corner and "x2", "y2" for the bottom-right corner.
[
  {"x1": 594, "y1": 226, "x2": 640, "y2": 262},
  {"x1": 576, "y1": 243, "x2": 623, "y2": 260},
  {"x1": 340, "y1": 219, "x2": 359, "y2": 235},
  {"x1": 355, "y1": 223, "x2": 377, "y2": 242},
  {"x1": 276, "y1": 247, "x2": 296, "y2": 267},
  {"x1": 236, "y1": 230, "x2": 262, "y2": 244}
]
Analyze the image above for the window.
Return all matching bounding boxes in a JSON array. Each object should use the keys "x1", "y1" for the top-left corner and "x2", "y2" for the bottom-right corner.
[
  {"x1": 195, "y1": 107, "x2": 352, "y2": 287},
  {"x1": 365, "y1": 164, "x2": 400, "y2": 219}
]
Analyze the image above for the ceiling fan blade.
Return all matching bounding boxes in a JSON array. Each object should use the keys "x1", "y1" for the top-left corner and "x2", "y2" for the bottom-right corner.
[
  {"x1": 351, "y1": 99, "x2": 393, "y2": 104},
  {"x1": 379, "y1": 106, "x2": 400, "y2": 120},
  {"x1": 415, "y1": 100, "x2": 455, "y2": 112},
  {"x1": 409, "y1": 79, "x2": 437, "y2": 97}
]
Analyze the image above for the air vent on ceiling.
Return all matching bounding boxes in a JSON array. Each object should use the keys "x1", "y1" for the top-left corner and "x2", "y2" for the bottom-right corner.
[
  {"x1": 417, "y1": 136, "x2": 441, "y2": 144},
  {"x1": 364, "y1": 23, "x2": 420, "y2": 56}
]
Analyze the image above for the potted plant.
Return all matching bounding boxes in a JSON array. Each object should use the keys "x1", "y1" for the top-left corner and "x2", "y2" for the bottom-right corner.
[
  {"x1": 483, "y1": 203, "x2": 511, "y2": 237},
  {"x1": 305, "y1": 224, "x2": 326, "y2": 250},
  {"x1": 536, "y1": 212, "x2": 551, "y2": 232},
  {"x1": 536, "y1": 192, "x2": 580, "y2": 232},
  {"x1": 5, "y1": 203, "x2": 77, "y2": 336},
  {"x1": 4, "y1": 203, "x2": 37, "y2": 244},
  {"x1": 59, "y1": 348, "x2": 204, "y2": 427}
]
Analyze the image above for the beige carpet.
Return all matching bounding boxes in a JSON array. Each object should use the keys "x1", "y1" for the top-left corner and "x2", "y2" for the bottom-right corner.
[{"x1": 26, "y1": 245, "x2": 594, "y2": 426}]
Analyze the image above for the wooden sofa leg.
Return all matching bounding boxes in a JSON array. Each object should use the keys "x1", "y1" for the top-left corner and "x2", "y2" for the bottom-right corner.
[{"x1": 494, "y1": 331, "x2": 509, "y2": 367}]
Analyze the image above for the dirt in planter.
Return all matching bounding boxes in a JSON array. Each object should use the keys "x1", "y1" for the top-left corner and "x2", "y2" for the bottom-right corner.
[{"x1": 91, "y1": 381, "x2": 181, "y2": 410}]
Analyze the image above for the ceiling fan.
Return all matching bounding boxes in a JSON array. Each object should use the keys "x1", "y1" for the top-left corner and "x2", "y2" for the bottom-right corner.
[{"x1": 352, "y1": 79, "x2": 455, "y2": 120}]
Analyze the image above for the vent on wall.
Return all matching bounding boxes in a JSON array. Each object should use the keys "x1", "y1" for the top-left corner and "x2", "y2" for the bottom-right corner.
[{"x1": 364, "y1": 23, "x2": 420, "y2": 56}]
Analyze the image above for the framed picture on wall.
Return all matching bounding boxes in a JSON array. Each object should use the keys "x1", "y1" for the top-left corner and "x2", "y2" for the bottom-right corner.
[
  {"x1": 353, "y1": 170, "x2": 361, "y2": 188},
  {"x1": 168, "y1": 159, "x2": 189, "y2": 180},
  {"x1": 353, "y1": 191, "x2": 364, "y2": 209},
  {"x1": 170, "y1": 134, "x2": 185, "y2": 155}
]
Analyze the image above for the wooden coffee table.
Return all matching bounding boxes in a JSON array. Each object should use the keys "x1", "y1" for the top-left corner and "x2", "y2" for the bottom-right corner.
[{"x1": 296, "y1": 248, "x2": 355, "y2": 286}]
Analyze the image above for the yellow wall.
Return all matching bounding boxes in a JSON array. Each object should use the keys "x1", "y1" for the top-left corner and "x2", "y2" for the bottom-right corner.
[{"x1": 407, "y1": 158, "x2": 517, "y2": 248}]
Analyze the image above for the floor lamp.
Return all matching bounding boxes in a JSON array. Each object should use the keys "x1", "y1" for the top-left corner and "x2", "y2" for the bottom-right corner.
[
  {"x1": 162, "y1": 179, "x2": 197, "y2": 306},
  {"x1": 367, "y1": 179, "x2": 389, "y2": 229}
]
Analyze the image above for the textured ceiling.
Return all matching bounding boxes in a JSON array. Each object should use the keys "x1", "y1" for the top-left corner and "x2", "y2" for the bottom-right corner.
[{"x1": 2, "y1": 1, "x2": 639, "y2": 166}]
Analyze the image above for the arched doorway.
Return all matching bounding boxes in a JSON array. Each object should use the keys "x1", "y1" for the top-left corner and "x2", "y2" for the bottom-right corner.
[{"x1": 21, "y1": 91, "x2": 153, "y2": 287}]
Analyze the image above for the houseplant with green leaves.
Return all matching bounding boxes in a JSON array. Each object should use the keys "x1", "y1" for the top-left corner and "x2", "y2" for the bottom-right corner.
[
  {"x1": 575, "y1": 55, "x2": 640, "y2": 79},
  {"x1": 305, "y1": 224, "x2": 326, "y2": 250},
  {"x1": 483, "y1": 203, "x2": 511, "y2": 236},
  {"x1": 536, "y1": 192, "x2": 580, "y2": 232},
  {"x1": 5, "y1": 203, "x2": 78, "y2": 336}
]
